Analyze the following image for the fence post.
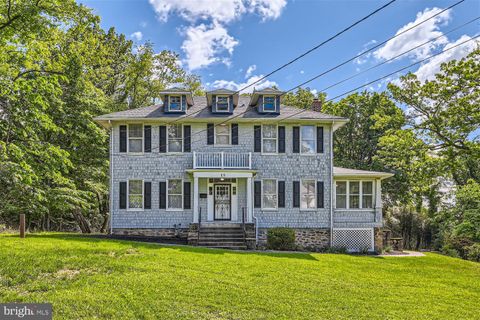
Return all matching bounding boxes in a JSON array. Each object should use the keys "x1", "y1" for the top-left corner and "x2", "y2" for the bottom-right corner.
[{"x1": 19, "y1": 214, "x2": 25, "y2": 238}]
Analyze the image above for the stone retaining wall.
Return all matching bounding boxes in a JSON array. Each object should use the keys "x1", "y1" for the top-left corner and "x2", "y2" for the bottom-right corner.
[{"x1": 258, "y1": 228, "x2": 331, "y2": 251}]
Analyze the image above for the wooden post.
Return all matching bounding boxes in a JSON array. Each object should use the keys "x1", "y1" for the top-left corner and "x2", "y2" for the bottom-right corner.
[{"x1": 19, "y1": 214, "x2": 25, "y2": 238}]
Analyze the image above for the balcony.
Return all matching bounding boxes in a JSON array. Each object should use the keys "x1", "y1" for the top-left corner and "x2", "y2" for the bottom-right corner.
[{"x1": 193, "y1": 152, "x2": 252, "y2": 169}]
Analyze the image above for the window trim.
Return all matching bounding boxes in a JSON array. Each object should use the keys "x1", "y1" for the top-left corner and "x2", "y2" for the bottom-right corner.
[
  {"x1": 261, "y1": 178, "x2": 278, "y2": 210},
  {"x1": 214, "y1": 123, "x2": 231, "y2": 146},
  {"x1": 167, "y1": 124, "x2": 184, "y2": 153},
  {"x1": 261, "y1": 124, "x2": 278, "y2": 154},
  {"x1": 127, "y1": 179, "x2": 144, "y2": 211},
  {"x1": 127, "y1": 123, "x2": 144, "y2": 154},
  {"x1": 335, "y1": 180, "x2": 375, "y2": 210},
  {"x1": 168, "y1": 95, "x2": 182, "y2": 112},
  {"x1": 215, "y1": 95, "x2": 230, "y2": 113},
  {"x1": 166, "y1": 178, "x2": 184, "y2": 211},
  {"x1": 262, "y1": 95, "x2": 277, "y2": 112},
  {"x1": 300, "y1": 125, "x2": 317, "y2": 155},
  {"x1": 300, "y1": 179, "x2": 317, "y2": 211}
]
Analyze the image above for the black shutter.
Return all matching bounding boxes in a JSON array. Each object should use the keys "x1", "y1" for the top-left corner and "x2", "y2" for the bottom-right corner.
[
  {"x1": 254, "y1": 181, "x2": 262, "y2": 208},
  {"x1": 231, "y1": 123, "x2": 239, "y2": 145},
  {"x1": 278, "y1": 126, "x2": 285, "y2": 153},
  {"x1": 184, "y1": 125, "x2": 191, "y2": 152},
  {"x1": 144, "y1": 181, "x2": 151, "y2": 209},
  {"x1": 119, "y1": 181, "x2": 127, "y2": 209},
  {"x1": 119, "y1": 125, "x2": 127, "y2": 153},
  {"x1": 159, "y1": 181, "x2": 166, "y2": 209},
  {"x1": 293, "y1": 181, "x2": 300, "y2": 208},
  {"x1": 144, "y1": 125, "x2": 151, "y2": 152},
  {"x1": 293, "y1": 126, "x2": 300, "y2": 153},
  {"x1": 254, "y1": 125, "x2": 261, "y2": 152},
  {"x1": 317, "y1": 181, "x2": 324, "y2": 208},
  {"x1": 317, "y1": 126, "x2": 324, "y2": 153},
  {"x1": 159, "y1": 126, "x2": 167, "y2": 153},
  {"x1": 278, "y1": 181, "x2": 285, "y2": 208},
  {"x1": 184, "y1": 181, "x2": 191, "y2": 209},
  {"x1": 207, "y1": 123, "x2": 214, "y2": 145}
]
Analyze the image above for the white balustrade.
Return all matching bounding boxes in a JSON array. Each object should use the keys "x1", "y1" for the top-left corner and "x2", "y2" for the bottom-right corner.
[{"x1": 193, "y1": 152, "x2": 251, "y2": 169}]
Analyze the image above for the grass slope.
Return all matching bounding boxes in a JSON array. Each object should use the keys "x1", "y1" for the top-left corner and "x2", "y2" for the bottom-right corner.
[{"x1": 0, "y1": 233, "x2": 479, "y2": 319}]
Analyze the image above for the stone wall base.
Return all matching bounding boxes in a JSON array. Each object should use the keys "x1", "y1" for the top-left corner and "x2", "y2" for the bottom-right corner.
[
  {"x1": 258, "y1": 228, "x2": 331, "y2": 251},
  {"x1": 112, "y1": 228, "x2": 188, "y2": 239}
]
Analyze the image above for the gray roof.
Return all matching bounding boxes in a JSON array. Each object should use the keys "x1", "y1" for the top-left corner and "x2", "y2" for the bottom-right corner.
[
  {"x1": 333, "y1": 167, "x2": 394, "y2": 179},
  {"x1": 94, "y1": 96, "x2": 348, "y2": 123}
]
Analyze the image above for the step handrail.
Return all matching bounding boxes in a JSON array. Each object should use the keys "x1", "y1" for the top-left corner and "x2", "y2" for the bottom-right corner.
[
  {"x1": 241, "y1": 207, "x2": 247, "y2": 247},
  {"x1": 197, "y1": 207, "x2": 201, "y2": 244}
]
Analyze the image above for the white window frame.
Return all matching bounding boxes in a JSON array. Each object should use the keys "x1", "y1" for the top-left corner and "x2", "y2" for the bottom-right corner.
[
  {"x1": 335, "y1": 180, "x2": 375, "y2": 209},
  {"x1": 166, "y1": 179, "x2": 183, "y2": 211},
  {"x1": 127, "y1": 123, "x2": 144, "y2": 154},
  {"x1": 300, "y1": 179, "x2": 316, "y2": 211},
  {"x1": 261, "y1": 124, "x2": 278, "y2": 154},
  {"x1": 216, "y1": 95, "x2": 230, "y2": 112},
  {"x1": 335, "y1": 181, "x2": 348, "y2": 209},
  {"x1": 168, "y1": 95, "x2": 182, "y2": 112},
  {"x1": 214, "y1": 123, "x2": 231, "y2": 146},
  {"x1": 127, "y1": 179, "x2": 144, "y2": 211},
  {"x1": 300, "y1": 125, "x2": 316, "y2": 155},
  {"x1": 262, "y1": 179, "x2": 278, "y2": 210},
  {"x1": 262, "y1": 95, "x2": 276, "y2": 112},
  {"x1": 167, "y1": 124, "x2": 183, "y2": 153}
]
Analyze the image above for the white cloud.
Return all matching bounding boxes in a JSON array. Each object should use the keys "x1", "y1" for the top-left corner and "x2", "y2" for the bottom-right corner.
[
  {"x1": 374, "y1": 7, "x2": 451, "y2": 61},
  {"x1": 247, "y1": 0, "x2": 286, "y2": 21},
  {"x1": 414, "y1": 35, "x2": 477, "y2": 82},
  {"x1": 212, "y1": 74, "x2": 277, "y2": 94},
  {"x1": 181, "y1": 23, "x2": 239, "y2": 70},
  {"x1": 310, "y1": 88, "x2": 318, "y2": 95},
  {"x1": 130, "y1": 31, "x2": 143, "y2": 41},
  {"x1": 245, "y1": 65, "x2": 256, "y2": 78},
  {"x1": 140, "y1": 21, "x2": 148, "y2": 28},
  {"x1": 300, "y1": 70, "x2": 304, "y2": 74}
]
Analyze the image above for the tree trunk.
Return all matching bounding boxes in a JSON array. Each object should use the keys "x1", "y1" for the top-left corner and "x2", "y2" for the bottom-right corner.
[{"x1": 73, "y1": 209, "x2": 91, "y2": 233}]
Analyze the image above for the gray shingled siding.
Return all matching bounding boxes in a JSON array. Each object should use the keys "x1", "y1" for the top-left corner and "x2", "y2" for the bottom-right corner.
[{"x1": 111, "y1": 121, "x2": 378, "y2": 230}]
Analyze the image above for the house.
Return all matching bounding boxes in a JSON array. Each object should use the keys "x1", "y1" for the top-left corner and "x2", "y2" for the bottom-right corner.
[{"x1": 94, "y1": 87, "x2": 393, "y2": 252}]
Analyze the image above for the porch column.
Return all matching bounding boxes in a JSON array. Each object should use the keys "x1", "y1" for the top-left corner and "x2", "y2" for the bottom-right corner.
[
  {"x1": 193, "y1": 176, "x2": 199, "y2": 223},
  {"x1": 246, "y1": 177, "x2": 253, "y2": 223}
]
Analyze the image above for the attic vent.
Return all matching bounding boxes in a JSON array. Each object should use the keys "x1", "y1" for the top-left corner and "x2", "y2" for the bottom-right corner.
[{"x1": 332, "y1": 228, "x2": 374, "y2": 252}]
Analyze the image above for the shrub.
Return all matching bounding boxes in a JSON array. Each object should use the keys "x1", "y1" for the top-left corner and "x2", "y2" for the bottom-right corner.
[
  {"x1": 441, "y1": 245, "x2": 460, "y2": 259},
  {"x1": 326, "y1": 246, "x2": 347, "y2": 254},
  {"x1": 267, "y1": 228, "x2": 296, "y2": 251},
  {"x1": 383, "y1": 245, "x2": 393, "y2": 253},
  {"x1": 465, "y1": 243, "x2": 480, "y2": 262}
]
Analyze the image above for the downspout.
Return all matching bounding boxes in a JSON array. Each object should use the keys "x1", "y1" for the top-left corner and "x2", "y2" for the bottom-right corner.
[
  {"x1": 330, "y1": 121, "x2": 334, "y2": 246},
  {"x1": 109, "y1": 120, "x2": 113, "y2": 235}
]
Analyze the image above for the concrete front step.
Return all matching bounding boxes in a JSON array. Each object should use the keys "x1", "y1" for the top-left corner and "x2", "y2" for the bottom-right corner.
[{"x1": 198, "y1": 241, "x2": 246, "y2": 246}]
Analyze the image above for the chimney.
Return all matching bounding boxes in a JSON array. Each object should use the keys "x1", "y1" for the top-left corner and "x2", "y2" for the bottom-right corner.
[{"x1": 312, "y1": 98, "x2": 322, "y2": 112}]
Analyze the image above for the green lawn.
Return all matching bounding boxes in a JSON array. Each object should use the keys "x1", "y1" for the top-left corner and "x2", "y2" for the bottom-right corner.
[{"x1": 0, "y1": 234, "x2": 479, "y2": 319}]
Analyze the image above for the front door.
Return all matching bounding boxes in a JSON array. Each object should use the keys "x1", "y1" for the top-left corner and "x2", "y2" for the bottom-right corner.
[{"x1": 214, "y1": 184, "x2": 231, "y2": 220}]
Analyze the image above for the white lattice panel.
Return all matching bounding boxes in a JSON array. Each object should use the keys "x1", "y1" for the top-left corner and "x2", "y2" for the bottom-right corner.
[{"x1": 332, "y1": 228, "x2": 374, "y2": 252}]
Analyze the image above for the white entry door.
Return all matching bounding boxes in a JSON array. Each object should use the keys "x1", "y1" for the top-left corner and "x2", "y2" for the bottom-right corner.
[{"x1": 214, "y1": 184, "x2": 231, "y2": 220}]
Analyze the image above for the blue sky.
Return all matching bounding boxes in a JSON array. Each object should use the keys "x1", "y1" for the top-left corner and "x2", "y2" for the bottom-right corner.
[{"x1": 80, "y1": 0, "x2": 479, "y2": 98}]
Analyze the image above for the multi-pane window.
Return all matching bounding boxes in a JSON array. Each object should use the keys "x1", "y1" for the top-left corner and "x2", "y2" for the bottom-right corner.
[
  {"x1": 167, "y1": 179, "x2": 182, "y2": 209},
  {"x1": 216, "y1": 96, "x2": 229, "y2": 111},
  {"x1": 335, "y1": 181, "x2": 374, "y2": 209},
  {"x1": 128, "y1": 124, "x2": 143, "y2": 153},
  {"x1": 262, "y1": 124, "x2": 277, "y2": 153},
  {"x1": 301, "y1": 180, "x2": 316, "y2": 209},
  {"x1": 263, "y1": 96, "x2": 276, "y2": 111},
  {"x1": 215, "y1": 124, "x2": 230, "y2": 145},
  {"x1": 168, "y1": 124, "x2": 183, "y2": 152},
  {"x1": 300, "y1": 125, "x2": 316, "y2": 154},
  {"x1": 263, "y1": 179, "x2": 277, "y2": 209},
  {"x1": 336, "y1": 181, "x2": 347, "y2": 209},
  {"x1": 128, "y1": 180, "x2": 143, "y2": 209},
  {"x1": 169, "y1": 96, "x2": 181, "y2": 111}
]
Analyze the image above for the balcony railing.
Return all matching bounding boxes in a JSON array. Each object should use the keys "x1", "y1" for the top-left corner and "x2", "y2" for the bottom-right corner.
[{"x1": 193, "y1": 152, "x2": 252, "y2": 169}]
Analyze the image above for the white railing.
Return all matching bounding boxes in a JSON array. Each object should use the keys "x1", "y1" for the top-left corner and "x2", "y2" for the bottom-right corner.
[{"x1": 193, "y1": 152, "x2": 252, "y2": 169}]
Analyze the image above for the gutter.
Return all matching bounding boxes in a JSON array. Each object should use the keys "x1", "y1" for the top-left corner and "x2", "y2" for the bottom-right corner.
[
  {"x1": 109, "y1": 120, "x2": 113, "y2": 235},
  {"x1": 330, "y1": 121, "x2": 334, "y2": 246}
]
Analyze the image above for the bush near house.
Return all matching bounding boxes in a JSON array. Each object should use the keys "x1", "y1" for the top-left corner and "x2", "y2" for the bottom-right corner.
[{"x1": 267, "y1": 227, "x2": 296, "y2": 250}]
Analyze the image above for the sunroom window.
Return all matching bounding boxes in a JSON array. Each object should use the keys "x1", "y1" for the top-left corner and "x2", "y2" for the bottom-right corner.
[
  {"x1": 215, "y1": 124, "x2": 230, "y2": 145},
  {"x1": 263, "y1": 96, "x2": 276, "y2": 111},
  {"x1": 335, "y1": 181, "x2": 374, "y2": 209},
  {"x1": 263, "y1": 179, "x2": 277, "y2": 209},
  {"x1": 301, "y1": 125, "x2": 316, "y2": 154},
  {"x1": 335, "y1": 181, "x2": 347, "y2": 209},
  {"x1": 128, "y1": 180, "x2": 143, "y2": 209},
  {"x1": 262, "y1": 124, "x2": 277, "y2": 153},
  {"x1": 167, "y1": 179, "x2": 183, "y2": 210},
  {"x1": 362, "y1": 181, "x2": 373, "y2": 208},
  {"x1": 169, "y1": 96, "x2": 181, "y2": 111},
  {"x1": 128, "y1": 124, "x2": 143, "y2": 153},
  {"x1": 168, "y1": 124, "x2": 183, "y2": 152},
  {"x1": 349, "y1": 182, "x2": 360, "y2": 209},
  {"x1": 216, "y1": 96, "x2": 229, "y2": 111},
  {"x1": 301, "y1": 180, "x2": 316, "y2": 209}
]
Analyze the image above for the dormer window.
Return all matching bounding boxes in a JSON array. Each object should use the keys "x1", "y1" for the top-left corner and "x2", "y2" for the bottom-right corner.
[
  {"x1": 216, "y1": 96, "x2": 229, "y2": 112},
  {"x1": 263, "y1": 96, "x2": 276, "y2": 112},
  {"x1": 169, "y1": 96, "x2": 181, "y2": 111}
]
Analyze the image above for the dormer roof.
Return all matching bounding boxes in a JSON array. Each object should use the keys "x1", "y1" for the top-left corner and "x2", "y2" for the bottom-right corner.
[
  {"x1": 249, "y1": 87, "x2": 284, "y2": 106},
  {"x1": 159, "y1": 87, "x2": 194, "y2": 106},
  {"x1": 206, "y1": 88, "x2": 239, "y2": 107}
]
